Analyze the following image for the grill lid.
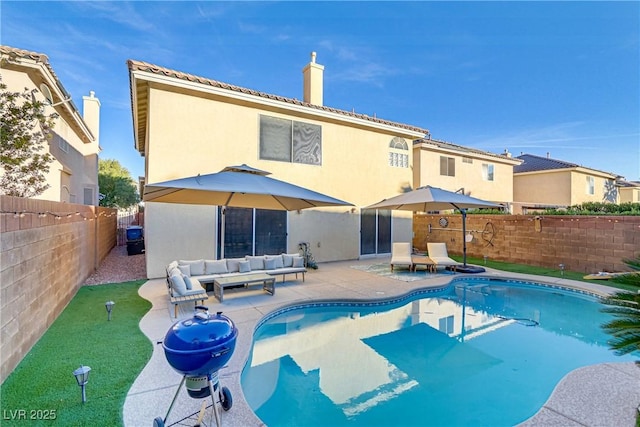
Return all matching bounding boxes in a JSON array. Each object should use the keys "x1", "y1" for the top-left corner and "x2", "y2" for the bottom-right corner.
[{"x1": 164, "y1": 308, "x2": 237, "y2": 352}]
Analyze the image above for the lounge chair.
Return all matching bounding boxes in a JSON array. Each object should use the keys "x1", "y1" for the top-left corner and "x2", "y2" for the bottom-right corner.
[
  {"x1": 427, "y1": 243, "x2": 460, "y2": 272},
  {"x1": 390, "y1": 242, "x2": 413, "y2": 271}
]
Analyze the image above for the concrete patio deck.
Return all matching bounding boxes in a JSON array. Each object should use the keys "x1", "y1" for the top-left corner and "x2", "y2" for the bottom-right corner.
[{"x1": 123, "y1": 258, "x2": 640, "y2": 427}]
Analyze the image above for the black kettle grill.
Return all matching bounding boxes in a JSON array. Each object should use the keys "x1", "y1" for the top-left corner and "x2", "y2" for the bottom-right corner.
[{"x1": 154, "y1": 307, "x2": 238, "y2": 427}]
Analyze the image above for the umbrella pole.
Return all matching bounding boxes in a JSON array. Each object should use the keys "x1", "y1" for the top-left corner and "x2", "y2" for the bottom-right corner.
[{"x1": 461, "y1": 208, "x2": 468, "y2": 266}]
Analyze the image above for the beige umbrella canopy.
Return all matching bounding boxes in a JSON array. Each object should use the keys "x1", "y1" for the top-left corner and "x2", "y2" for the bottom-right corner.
[
  {"x1": 365, "y1": 186, "x2": 501, "y2": 270},
  {"x1": 144, "y1": 164, "x2": 352, "y2": 210},
  {"x1": 144, "y1": 164, "x2": 352, "y2": 258}
]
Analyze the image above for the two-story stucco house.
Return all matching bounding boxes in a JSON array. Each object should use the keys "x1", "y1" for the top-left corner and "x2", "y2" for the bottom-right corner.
[
  {"x1": 129, "y1": 53, "x2": 434, "y2": 278},
  {"x1": 512, "y1": 153, "x2": 619, "y2": 213},
  {"x1": 0, "y1": 46, "x2": 101, "y2": 205},
  {"x1": 413, "y1": 138, "x2": 521, "y2": 209}
]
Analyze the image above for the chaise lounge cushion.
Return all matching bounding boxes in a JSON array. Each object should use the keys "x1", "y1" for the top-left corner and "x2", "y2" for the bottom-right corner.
[
  {"x1": 179, "y1": 259, "x2": 205, "y2": 276},
  {"x1": 264, "y1": 257, "x2": 277, "y2": 270},
  {"x1": 226, "y1": 258, "x2": 245, "y2": 273},
  {"x1": 282, "y1": 253, "x2": 301, "y2": 268},
  {"x1": 292, "y1": 256, "x2": 304, "y2": 268}
]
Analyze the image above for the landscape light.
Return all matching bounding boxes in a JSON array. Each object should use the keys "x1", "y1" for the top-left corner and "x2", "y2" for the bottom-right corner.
[{"x1": 72, "y1": 365, "x2": 91, "y2": 403}]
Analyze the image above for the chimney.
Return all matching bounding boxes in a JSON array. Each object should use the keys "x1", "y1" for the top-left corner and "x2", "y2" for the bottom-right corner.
[
  {"x1": 302, "y1": 52, "x2": 324, "y2": 106},
  {"x1": 82, "y1": 91, "x2": 100, "y2": 144},
  {"x1": 546, "y1": 152, "x2": 550, "y2": 158}
]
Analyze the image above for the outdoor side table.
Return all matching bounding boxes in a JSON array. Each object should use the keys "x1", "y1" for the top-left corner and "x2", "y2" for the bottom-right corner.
[{"x1": 411, "y1": 256, "x2": 436, "y2": 273}]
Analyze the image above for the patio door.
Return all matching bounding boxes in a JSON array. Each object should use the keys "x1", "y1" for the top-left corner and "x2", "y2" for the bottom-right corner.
[
  {"x1": 360, "y1": 209, "x2": 391, "y2": 256},
  {"x1": 218, "y1": 207, "x2": 287, "y2": 258}
]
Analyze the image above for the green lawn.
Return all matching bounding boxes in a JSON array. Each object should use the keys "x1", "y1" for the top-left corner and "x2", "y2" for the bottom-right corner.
[
  {"x1": 456, "y1": 256, "x2": 638, "y2": 292},
  {"x1": 0, "y1": 281, "x2": 150, "y2": 426}
]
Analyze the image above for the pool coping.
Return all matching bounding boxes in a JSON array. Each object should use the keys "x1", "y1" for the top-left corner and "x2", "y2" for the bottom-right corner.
[{"x1": 123, "y1": 259, "x2": 640, "y2": 426}]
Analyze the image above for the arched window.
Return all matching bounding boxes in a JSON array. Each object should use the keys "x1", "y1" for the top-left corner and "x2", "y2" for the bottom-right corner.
[{"x1": 388, "y1": 137, "x2": 409, "y2": 168}]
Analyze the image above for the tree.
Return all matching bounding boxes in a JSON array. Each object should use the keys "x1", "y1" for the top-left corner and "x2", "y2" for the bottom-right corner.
[
  {"x1": 601, "y1": 255, "x2": 640, "y2": 362},
  {"x1": 0, "y1": 80, "x2": 57, "y2": 197},
  {"x1": 98, "y1": 159, "x2": 140, "y2": 209}
]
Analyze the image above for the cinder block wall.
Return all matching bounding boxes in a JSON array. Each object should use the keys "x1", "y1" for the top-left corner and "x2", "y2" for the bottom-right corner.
[
  {"x1": 0, "y1": 196, "x2": 116, "y2": 383},
  {"x1": 414, "y1": 214, "x2": 640, "y2": 273}
]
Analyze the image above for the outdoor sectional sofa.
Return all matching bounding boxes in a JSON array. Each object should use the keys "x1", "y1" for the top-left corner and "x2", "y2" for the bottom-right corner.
[{"x1": 166, "y1": 254, "x2": 307, "y2": 316}]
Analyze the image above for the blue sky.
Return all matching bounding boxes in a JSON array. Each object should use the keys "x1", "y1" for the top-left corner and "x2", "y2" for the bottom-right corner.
[{"x1": 2, "y1": 1, "x2": 639, "y2": 181}]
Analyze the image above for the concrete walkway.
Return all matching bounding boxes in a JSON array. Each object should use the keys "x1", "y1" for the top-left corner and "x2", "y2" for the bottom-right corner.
[{"x1": 123, "y1": 259, "x2": 640, "y2": 427}]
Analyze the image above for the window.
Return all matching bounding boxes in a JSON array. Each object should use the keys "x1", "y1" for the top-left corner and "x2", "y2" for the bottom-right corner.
[
  {"x1": 438, "y1": 315, "x2": 454, "y2": 334},
  {"x1": 59, "y1": 138, "x2": 69, "y2": 153},
  {"x1": 259, "y1": 115, "x2": 321, "y2": 165},
  {"x1": 586, "y1": 176, "x2": 595, "y2": 195},
  {"x1": 482, "y1": 163, "x2": 495, "y2": 181},
  {"x1": 83, "y1": 187, "x2": 95, "y2": 205},
  {"x1": 440, "y1": 156, "x2": 455, "y2": 176},
  {"x1": 388, "y1": 137, "x2": 409, "y2": 168}
]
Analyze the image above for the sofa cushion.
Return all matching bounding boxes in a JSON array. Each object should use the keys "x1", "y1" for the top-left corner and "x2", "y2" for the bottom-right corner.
[
  {"x1": 178, "y1": 264, "x2": 191, "y2": 276},
  {"x1": 205, "y1": 260, "x2": 228, "y2": 274},
  {"x1": 246, "y1": 255, "x2": 265, "y2": 271},
  {"x1": 292, "y1": 256, "x2": 305, "y2": 268},
  {"x1": 282, "y1": 253, "x2": 300, "y2": 268},
  {"x1": 264, "y1": 257, "x2": 277, "y2": 270},
  {"x1": 169, "y1": 273, "x2": 187, "y2": 296},
  {"x1": 167, "y1": 261, "x2": 179, "y2": 274},
  {"x1": 226, "y1": 258, "x2": 245, "y2": 273},
  {"x1": 178, "y1": 259, "x2": 205, "y2": 276},
  {"x1": 238, "y1": 260, "x2": 252, "y2": 273},
  {"x1": 266, "y1": 255, "x2": 284, "y2": 269}
]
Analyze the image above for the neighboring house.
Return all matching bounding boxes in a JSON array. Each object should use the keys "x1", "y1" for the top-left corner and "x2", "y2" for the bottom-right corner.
[
  {"x1": 513, "y1": 153, "x2": 619, "y2": 213},
  {"x1": 0, "y1": 45, "x2": 101, "y2": 205},
  {"x1": 413, "y1": 139, "x2": 521, "y2": 209},
  {"x1": 617, "y1": 179, "x2": 640, "y2": 203},
  {"x1": 128, "y1": 53, "x2": 429, "y2": 278}
]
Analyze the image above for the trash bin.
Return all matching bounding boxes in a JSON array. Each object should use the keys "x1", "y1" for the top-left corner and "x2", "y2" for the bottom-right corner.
[{"x1": 126, "y1": 226, "x2": 145, "y2": 256}]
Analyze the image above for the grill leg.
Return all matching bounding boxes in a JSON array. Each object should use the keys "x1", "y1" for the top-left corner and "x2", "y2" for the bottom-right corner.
[
  {"x1": 208, "y1": 375, "x2": 222, "y2": 427},
  {"x1": 162, "y1": 376, "x2": 186, "y2": 425}
]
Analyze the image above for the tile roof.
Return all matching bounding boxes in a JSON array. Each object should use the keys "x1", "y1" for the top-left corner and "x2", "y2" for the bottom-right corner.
[
  {"x1": 414, "y1": 137, "x2": 522, "y2": 163},
  {"x1": 127, "y1": 59, "x2": 430, "y2": 135},
  {"x1": 514, "y1": 154, "x2": 617, "y2": 177}
]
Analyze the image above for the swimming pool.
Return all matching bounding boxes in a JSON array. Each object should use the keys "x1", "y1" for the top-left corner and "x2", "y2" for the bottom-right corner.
[{"x1": 241, "y1": 277, "x2": 637, "y2": 426}]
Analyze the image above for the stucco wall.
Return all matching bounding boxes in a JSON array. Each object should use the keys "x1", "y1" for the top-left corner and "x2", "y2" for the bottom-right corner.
[
  {"x1": 0, "y1": 196, "x2": 116, "y2": 383},
  {"x1": 414, "y1": 214, "x2": 640, "y2": 273},
  {"x1": 413, "y1": 145, "x2": 515, "y2": 204},
  {"x1": 142, "y1": 85, "x2": 423, "y2": 276}
]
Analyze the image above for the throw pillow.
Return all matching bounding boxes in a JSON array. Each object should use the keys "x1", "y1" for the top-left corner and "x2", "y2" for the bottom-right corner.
[
  {"x1": 264, "y1": 257, "x2": 277, "y2": 270},
  {"x1": 238, "y1": 260, "x2": 251, "y2": 273},
  {"x1": 266, "y1": 255, "x2": 284, "y2": 269},
  {"x1": 246, "y1": 255, "x2": 265, "y2": 271},
  {"x1": 178, "y1": 259, "x2": 205, "y2": 276},
  {"x1": 226, "y1": 258, "x2": 244, "y2": 273},
  {"x1": 182, "y1": 274, "x2": 193, "y2": 290},
  {"x1": 169, "y1": 273, "x2": 187, "y2": 296},
  {"x1": 178, "y1": 264, "x2": 191, "y2": 276},
  {"x1": 292, "y1": 256, "x2": 304, "y2": 268},
  {"x1": 282, "y1": 253, "x2": 299, "y2": 268},
  {"x1": 205, "y1": 260, "x2": 228, "y2": 274}
]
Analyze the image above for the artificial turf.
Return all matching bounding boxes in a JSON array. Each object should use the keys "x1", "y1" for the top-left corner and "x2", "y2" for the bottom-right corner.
[{"x1": 0, "y1": 280, "x2": 151, "y2": 426}]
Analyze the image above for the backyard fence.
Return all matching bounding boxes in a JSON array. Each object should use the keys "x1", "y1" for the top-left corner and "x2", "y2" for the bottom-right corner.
[
  {"x1": 0, "y1": 196, "x2": 117, "y2": 384},
  {"x1": 414, "y1": 214, "x2": 640, "y2": 274}
]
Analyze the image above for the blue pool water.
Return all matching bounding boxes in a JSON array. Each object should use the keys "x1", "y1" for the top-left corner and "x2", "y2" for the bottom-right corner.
[{"x1": 241, "y1": 278, "x2": 637, "y2": 426}]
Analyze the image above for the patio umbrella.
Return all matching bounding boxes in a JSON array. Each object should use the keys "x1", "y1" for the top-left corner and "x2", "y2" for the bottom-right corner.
[
  {"x1": 365, "y1": 186, "x2": 501, "y2": 271},
  {"x1": 143, "y1": 164, "x2": 352, "y2": 257}
]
